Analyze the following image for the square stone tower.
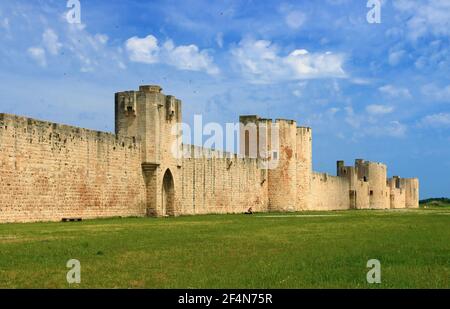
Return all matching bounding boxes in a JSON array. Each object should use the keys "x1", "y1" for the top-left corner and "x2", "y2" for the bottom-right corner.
[{"x1": 115, "y1": 85, "x2": 182, "y2": 216}]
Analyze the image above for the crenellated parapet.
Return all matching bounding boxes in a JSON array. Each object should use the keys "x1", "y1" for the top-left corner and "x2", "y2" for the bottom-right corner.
[
  {"x1": 0, "y1": 84, "x2": 420, "y2": 223},
  {"x1": 335, "y1": 159, "x2": 419, "y2": 209}
]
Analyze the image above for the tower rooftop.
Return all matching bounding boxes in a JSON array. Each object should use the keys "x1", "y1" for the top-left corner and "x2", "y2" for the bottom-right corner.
[{"x1": 139, "y1": 85, "x2": 162, "y2": 93}]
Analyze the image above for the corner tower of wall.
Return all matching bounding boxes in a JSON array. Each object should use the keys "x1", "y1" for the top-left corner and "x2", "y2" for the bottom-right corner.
[{"x1": 401, "y1": 178, "x2": 419, "y2": 208}]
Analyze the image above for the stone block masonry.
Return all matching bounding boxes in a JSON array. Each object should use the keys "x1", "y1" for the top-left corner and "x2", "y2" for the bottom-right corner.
[
  {"x1": 0, "y1": 114, "x2": 146, "y2": 223},
  {"x1": 0, "y1": 85, "x2": 419, "y2": 223}
]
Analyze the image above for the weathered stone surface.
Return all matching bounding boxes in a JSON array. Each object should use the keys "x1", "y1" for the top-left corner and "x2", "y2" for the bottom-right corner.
[{"x1": 0, "y1": 85, "x2": 419, "y2": 223}]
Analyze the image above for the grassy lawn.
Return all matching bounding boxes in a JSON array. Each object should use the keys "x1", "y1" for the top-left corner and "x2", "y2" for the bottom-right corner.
[{"x1": 0, "y1": 209, "x2": 449, "y2": 288}]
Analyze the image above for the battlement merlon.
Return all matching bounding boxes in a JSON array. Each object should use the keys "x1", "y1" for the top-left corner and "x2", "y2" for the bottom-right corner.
[
  {"x1": 139, "y1": 85, "x2": 163, "y2": 93},
  {"x1": 275, "y1": 118, "x2": 297, "y2": 125}
]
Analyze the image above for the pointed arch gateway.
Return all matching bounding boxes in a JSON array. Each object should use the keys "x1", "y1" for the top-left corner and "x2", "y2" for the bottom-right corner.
[{"x1": 162, "y1": 169, "x2": 175, "y2": 216}]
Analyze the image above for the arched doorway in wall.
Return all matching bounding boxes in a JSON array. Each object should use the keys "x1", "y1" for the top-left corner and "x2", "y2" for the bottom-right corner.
[{"x1": 162, "y1": 169, "x2": 175, "y2": 216}]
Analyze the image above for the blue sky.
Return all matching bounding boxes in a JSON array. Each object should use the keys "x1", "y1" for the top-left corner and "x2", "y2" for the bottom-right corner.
[{"x1": 0, "y1": 0, "x2": 449, "y2": 198}]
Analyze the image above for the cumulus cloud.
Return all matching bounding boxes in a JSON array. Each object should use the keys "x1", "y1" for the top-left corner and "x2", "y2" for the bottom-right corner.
[
  {"x1": 125, "y1": 35, "x2": 159, "y2": 64},
  {"x1": 350, "y1": 78, "x2": 373, "y2": 85},
  {"x1": 379, "y1": 84, "x2": 411, "y2": 98},
  {"x1": 43, "y1": 29, "x2": 62, "y2": 55},
  {"x1": 364, "y1": 121, "x2": 407, "y2": 138},
  {"x1": 393, "y1": 0, "x2": 450, "y2": 40},
  {"x1": 27, "y1": 47, "x2": 47, "y2": 67},
  {"x1": 285, "y1": 10, "x2": 307, "y2": 29},
  {"x1": 366, "y1": 104, "x2": 395, "y2": 115},
  {"x1": 388, "y1": 49, "x2": 405, "y2": 66},
  {"x1": 25, "y1": 25, "x2": 117, "y2": 72},
  {"x1": 419, "y1": 113, "x2": 450, "y2": 128},
  {"x1": 125, "y1": 35, "x2": 219, "y2": 75},
  {"x1": 163, "y1": 40, "x2": 219, "y2": 75},
  {"x1": 27, "y1": 28, "x2": 62, "y2": 67},
  {"x1": 215, "y1": 32, "x2": 224, "y2": 48},
  {"x1": 344, "y1": 106, "x2": 406, "y2": 138},
  {"x1": 231, "y1": 38, "x2": 346, "y2": 83},
  {"x1": 344, "y1": 106, "x2": 361, "y2": 128},
  {"x1": 421, "y1": 83, "x2": 450, "y2": 101},
  {"x1": 65, "y1": 24, "x2": 116, "y2": 72},
  {"x1": 326, "y1": 107, "x2": 340, "y2": 117}
]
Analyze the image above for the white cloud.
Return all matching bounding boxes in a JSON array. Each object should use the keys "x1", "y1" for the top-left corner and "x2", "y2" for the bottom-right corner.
[
  {"x1": 366, "y1": 104, "x2": 395, "y2": 115},
  {"x1": 344, "y1": 106, "x2": 361, "y2": 128},
  {"x1": 385, "y1": 27, "x2": 404, "y2": 39},
  {"x1": 350, "y1": 78, "x2": 373, "y2": 85},
  {"x1": 388, "y1": 49, "x2": 405, "y2": 66},
  {"x1": 379, "y1": 84, "x2": 411, "y2": 98},
  {"x1": 94, "y1": 34, "x2": 108, "y2": 45},
  {"x1": 27, "y1": 47, "x2": 47, "y2": 67},
  {"x1": 1, "y1": 18, "x2": 9, "y2": 30},
  {"x1": 286, "y1": 50, "x2": 346, "y2": 78},
  {"x1": 64, "y1": 24, "x2": 120, "y2": 72},
  {"x1": 85, "y1": 34, "x2": 109, "y2": 52},
  {"x1": 163, "y1": 40, "x2": 219, "y2": 75},
  {"x1": 292, "y1": 81, "x2": 308, "y2": 97},
  {"x1": 26, "y1": 28, "x2": 62, "y2": 67},
  {"x1": 125, "y1": 35, "x2": 159, "y2": 64},
  {"x1": 125, "y1": 35, "x2": 219, "y2": 75},
  {"x1": 365, "y1": 121, "x2": 407, "y2": 138},
  {"x1": 43, "y1": 29, "x2": 62, "y2": 55},
  {"x1": 393, "y1": 0, "x2": 450, "y2": 40},
  {"x1": 344, "y1": 106, "x2": 405, "y2": 138},
  {"x1": 24, "y1": 25, "x2": 116, "y2": 72},
  {"x1": 421, "y1": 83, "x2": 450, "y2": 101},
  {"x1": 231, "y1": 38, "x2": 346, "y2": 84},
  {"x1": 285, "y1": 10, "x2": 307, "y2": 30},
  {"x1": 419, "y1": 113, "x2": 450, "y2": 128},
  {"x1": 215, "y1": 32, "x2": 224, "y2": 48},
  {"x1": 292, "y1": 90, "x2": 301, "y2": 97},
  {"x1": 326, "y1": 107, "x2": 340, "y2": 117}
]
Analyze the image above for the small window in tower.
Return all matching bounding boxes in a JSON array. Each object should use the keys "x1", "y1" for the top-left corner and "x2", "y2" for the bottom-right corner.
[
  {"x1": 370, "y1": 190, "x2": 373, "y2": 196},
  {"x1": 127, "y1": 106, "x2": 133, "y2": 112},
  {"x1": 395, "y1": 178, "x2": 401, "y2": 189},
  {"x1": 363, "y1": 176, "x2": 368, "y2": 182},
  {"x1": 273, "y1": 151, "x2": 278, "y2": 160}
]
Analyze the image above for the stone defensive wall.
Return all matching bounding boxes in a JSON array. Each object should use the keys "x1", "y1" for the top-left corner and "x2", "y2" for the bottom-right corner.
[
  {"x1": 0, "y1": 113, "x2": 146, "y2": 223},
  {"x1": 180, "y1": 144, "x2": 268, "y2": 215},
  {"x1": 0, "y1": 84, "x2": 419, "y2": 223},
  {"x1": 310, "y1": 172, "x2": 350, "y2": 211}
]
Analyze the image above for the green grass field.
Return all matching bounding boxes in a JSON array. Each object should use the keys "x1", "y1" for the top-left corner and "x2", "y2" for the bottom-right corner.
[{"x1": 0, "y1": 208, "x2": 449, "y2": 288}]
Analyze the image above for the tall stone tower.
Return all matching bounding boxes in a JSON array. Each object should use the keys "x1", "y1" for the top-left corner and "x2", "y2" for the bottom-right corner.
[
  {"x1": 355, "y1": 160, "x2": 390, "y2": 209},
  {"x1": 296, "y1": 127, "x2": 312, "y2": 210},
  {"x1": 267, "y1": 119, "x2": 298, "y2": 211},
  {"x1": 115, "y1": 85, "x2": 182, "y2": 216}
]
